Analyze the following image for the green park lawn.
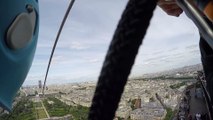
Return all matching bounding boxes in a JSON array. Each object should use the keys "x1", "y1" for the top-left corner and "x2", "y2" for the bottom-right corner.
[
  {"x1": 43, "y1": 97, "x2": 89, "y2": 120},
  {"x1": 35, "y1": 108, "x2": 48, "y2": 119}
]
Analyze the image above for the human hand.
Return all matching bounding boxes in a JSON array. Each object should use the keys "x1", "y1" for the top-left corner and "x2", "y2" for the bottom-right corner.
[{"x1": 157, "y1": 0, "x2": 183, "y2": 17}]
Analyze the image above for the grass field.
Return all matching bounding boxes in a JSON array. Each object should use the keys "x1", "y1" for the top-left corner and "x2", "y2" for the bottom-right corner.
[
  {"x1": 43, "y1": 98, "x2": 69, "y2": 117},
  {"x1": 43, "y1": 97, "x2": 89, "y2": 119},
  {"x1": 34, "y1": 102, "x2": 42, "y2": 108},
  {"x1": 35, "y1": 108, "x2": 48, "y2": 119},
  {"x1": 33, "y1": 102, "x2": 48, "y2": 119}
]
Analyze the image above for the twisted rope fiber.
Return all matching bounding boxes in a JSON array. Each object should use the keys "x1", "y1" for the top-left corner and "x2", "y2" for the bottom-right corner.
[{"x1": 88, "y1": 0, "x2": 157, "y2": 120}]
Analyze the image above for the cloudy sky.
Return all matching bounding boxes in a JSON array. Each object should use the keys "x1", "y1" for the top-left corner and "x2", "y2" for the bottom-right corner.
[{"x1": 24, "y1": 0, "x2": 201, "y2": 85}]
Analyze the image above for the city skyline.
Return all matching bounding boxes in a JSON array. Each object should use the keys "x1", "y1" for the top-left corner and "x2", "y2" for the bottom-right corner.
[{"x1": 24, "y1": 0, "x2": 201, "y2": 85}]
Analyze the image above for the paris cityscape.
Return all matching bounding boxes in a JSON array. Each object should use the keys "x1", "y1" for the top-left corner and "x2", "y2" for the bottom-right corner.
[
  {"x1": 0, "y1": 64, "x2": 207, "y2": 120},
  {"x1": 0, "y1": 0, "x2": 208, "y2": 119}
]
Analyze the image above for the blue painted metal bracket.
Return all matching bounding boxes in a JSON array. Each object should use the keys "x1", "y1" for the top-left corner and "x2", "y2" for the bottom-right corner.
[{"x1": 0, "y1": 0, "x2": 39, "y2": 111}]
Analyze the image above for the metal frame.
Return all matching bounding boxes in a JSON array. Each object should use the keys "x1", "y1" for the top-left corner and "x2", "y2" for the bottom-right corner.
[{"x1": 176, "y1": 0, "x2": 213, "y2": 49}]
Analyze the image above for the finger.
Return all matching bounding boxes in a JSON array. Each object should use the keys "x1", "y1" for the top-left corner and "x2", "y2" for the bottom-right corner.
[
  {"x1": 166, "y1": 9, "x2": 183, "y2": 17},
  {"x1": 159, "y1": 4, "x2": 182, "y2": 10},
  {"x1": 158, "y1": 0, "x2": 177, "y2": 5},
  {"x1": 158, "y1": 0, "x2": 176, "y2": 2}
]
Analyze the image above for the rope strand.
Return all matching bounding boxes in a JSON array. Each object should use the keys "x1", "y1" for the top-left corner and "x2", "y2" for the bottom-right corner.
[{"x1": 42, "y1": 0, "x2": 76, "y2": 94}]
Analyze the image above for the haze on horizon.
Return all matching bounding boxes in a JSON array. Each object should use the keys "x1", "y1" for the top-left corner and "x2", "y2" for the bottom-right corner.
[{"x1": 24, "y1": 0, "x2": 201, "y2": 86}]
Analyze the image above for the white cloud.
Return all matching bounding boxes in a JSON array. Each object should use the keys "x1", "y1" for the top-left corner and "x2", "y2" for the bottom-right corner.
[
  {"x1": 69, "y1": 42, "x2": 90, "y2": 50},
  {"x1": 24, "y1": 0, "x2": 202, "y2": 85}
]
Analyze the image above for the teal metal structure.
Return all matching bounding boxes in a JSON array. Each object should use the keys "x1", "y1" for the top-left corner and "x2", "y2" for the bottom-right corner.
[{"x1": 0, "y1": 0, "x2": 39, "y2": 111}]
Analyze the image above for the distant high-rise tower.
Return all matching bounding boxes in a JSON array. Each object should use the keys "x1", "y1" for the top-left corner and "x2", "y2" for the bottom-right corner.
[{"x1": 38, "y1": 80, "x2": 42, "y2": 89}]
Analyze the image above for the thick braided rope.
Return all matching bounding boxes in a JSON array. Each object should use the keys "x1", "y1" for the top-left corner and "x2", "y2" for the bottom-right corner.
[{"x1": 88, "y1": 0, "x2": 157, "y2": 120}]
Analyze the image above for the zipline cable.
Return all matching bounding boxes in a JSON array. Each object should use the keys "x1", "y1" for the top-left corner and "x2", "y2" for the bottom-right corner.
[
  {"x1": 42, "y1": 0, "x2": 76, "y2": 94},
  {"x1": 88, "y1": 0, "x2": 157, "y2": 119}
]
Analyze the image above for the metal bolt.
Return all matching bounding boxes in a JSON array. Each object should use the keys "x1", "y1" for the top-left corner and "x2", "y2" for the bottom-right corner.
[{"x1": 26, "y1": 5, "x2": 34, "y2": 13}]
